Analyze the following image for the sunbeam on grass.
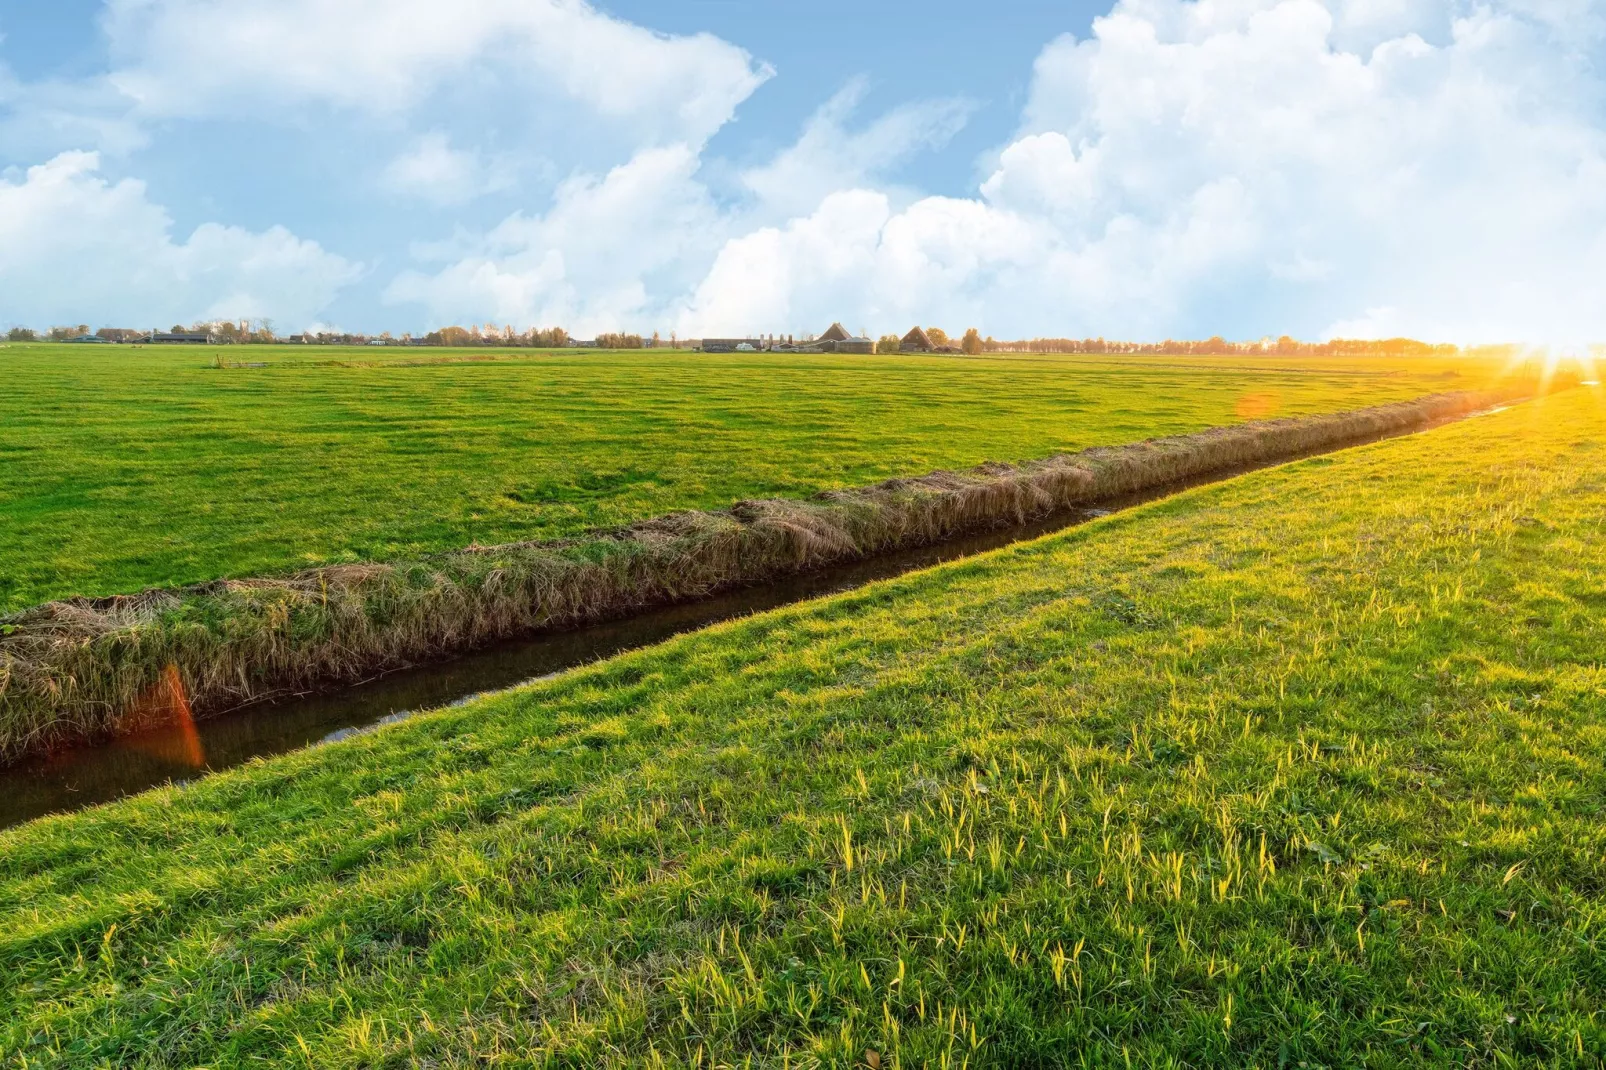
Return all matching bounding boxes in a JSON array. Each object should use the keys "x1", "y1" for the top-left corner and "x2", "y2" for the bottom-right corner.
[{"x1": 2, "y1": 389, "x2": 1603, "y2": 1067}]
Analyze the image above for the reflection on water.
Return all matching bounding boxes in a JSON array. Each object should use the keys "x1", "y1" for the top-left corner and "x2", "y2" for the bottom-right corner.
[
  {"x1": 0, "y1": 405, "x2": 1504, "y2": 830},
  {"x1": 1, "y1": 516, "x2": 1081, "y2": 828},
  {"x1": 123, "y1": 663, "x2": 205, "y2": 769}
]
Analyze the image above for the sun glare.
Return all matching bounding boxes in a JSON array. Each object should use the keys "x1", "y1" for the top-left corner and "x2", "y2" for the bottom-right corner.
[{"x1": 1500, "y1": 342, "x2": 1599, "y2": 395}]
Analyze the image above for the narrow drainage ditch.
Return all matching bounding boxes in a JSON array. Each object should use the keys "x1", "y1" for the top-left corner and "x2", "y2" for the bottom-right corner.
[{"x1": 0, "y1": 403, "x2": 1514, "y2": 829}]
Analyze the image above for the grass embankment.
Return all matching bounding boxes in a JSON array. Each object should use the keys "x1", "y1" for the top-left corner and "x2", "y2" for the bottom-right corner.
[
  {"x1": 0, "y1": 343, "x2": 1518, "y2": 613},
  {"x1": 4, "y1": 390, "x2": 1604, "y2": 1066},
  {"x1": 0, "y1": 389, "x2": 1521, "y2": 760}
]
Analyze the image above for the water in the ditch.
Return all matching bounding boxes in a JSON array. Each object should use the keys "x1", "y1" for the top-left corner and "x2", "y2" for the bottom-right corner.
[{"x1": 0, "y1": 407, "x2": 1506, "y2": 829}]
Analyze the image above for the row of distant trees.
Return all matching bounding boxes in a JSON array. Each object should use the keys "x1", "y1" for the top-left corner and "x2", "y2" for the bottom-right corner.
[
  {"x1": 977, "y1": 334, "x2": 1463, "y2": 357},
  {"x1": 8, "y1": 325, "x2": 146, "y2": 342},
  {"x1": 3, "y1": 321, "x2": 663, "y2": 347},
  {"x1": 5, "y1": 322, "x2": 271, "y2": 343},
  {"x1": 874, "y1": 331, "x2": 1478, "y2": 358},
  {"x1": 365, "y1": 325, "x2": 661, "y2": 347},
  {"x1": 422, "y1": 325, "x2": 576, "y2": 347},
  {"x1": 6, "y1": 322, "x2": 1486, "y2": 359},
  {"x1": 3, "y1": 321, "x2": 594, "y2": 347}
]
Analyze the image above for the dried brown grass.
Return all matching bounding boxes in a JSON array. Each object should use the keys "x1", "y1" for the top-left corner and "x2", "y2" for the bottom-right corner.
[{"x1": 0, "y1": 389, "x2": 1521, "y2": 760}]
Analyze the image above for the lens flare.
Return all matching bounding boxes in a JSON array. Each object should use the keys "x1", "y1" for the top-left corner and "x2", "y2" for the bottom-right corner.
[
  {"x1": 122, "y1": 663, "x2": 205, "y2": 768},
  {"x1": 1235, "y1": 391, "x2": 1282, "y2": 419}
]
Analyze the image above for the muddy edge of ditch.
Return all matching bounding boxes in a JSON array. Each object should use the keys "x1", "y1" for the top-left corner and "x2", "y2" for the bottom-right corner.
[
  {"x1": 0, "y1": 391, "x2": 1537, "y2": 828},
  {"x1": 0, "y1": 387, "x2": 1541, "y2": 772}
]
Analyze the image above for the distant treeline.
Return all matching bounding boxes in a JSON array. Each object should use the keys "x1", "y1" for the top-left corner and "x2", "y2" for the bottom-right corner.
[
  {"x1": 5, "y1": 321, "x2": 1519, "y2": 360},
  {"x1": 8, "y1": 325, "x2": 146, "y2": 343},
  {"x1": 3, "y1": 322, "x2": 599, "y2": 348},
  {"x1": 978, "y1": 335, "x2": 1464, "y2": 357},
  {"x1": 6, "y1": 323, "x2": 275, "y2": 343},
  {"x1": 422, "y1": 325, "x2": 580, "y2": 347},
  {"x1": 308, "y1": 327, "x2": 654, "y2": 348}
]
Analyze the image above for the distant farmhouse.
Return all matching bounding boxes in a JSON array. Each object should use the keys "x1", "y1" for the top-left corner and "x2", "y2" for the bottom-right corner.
[
  {"x1": 899, "y1": 327, "x2": 962, "y2": 354},
  {"x1": 901, "y1": 326, "x2": 934, "y2": 352},
  {"x1": 774, "y1": 322, "x2": 875, "y2": 354},
  {"x1": 143, "y1": 330, "x2": 211, "y2": 344},
  {"x1": 813, "y1": 322, "x2": 872, "y2": 353},
  {"x1": 696, "y1": 322, "x2": 882, "y2": 355},
  {"x1": 699, "y1": 337, "x2": 763, "y2": 353}
]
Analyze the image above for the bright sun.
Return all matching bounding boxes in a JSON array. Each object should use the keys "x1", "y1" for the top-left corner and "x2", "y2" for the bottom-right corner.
[{"x1": 1499, "y1": 342, "x2": 1600, "y2": 392}]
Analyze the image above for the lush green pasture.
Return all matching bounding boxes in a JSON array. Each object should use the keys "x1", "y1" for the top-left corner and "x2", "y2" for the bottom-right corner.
[
  {"x1": 3, "y1": 389, "x2": 1602, "y2": 1067},
  {"x1": 0, "y1": 343, "x2": 1512, "y2": 612}
]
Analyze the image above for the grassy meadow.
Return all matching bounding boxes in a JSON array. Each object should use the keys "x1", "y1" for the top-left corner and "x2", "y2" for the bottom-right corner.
[
  {"x1": 3, "y1": 388, "x2": 1602, "y2": 1066},
  {"x1": 0, "y1": 342, "x2": 1520, "y2": 613},
  {"x1": 4, "y1": 388, "x2": 1505, "y2": 758}
]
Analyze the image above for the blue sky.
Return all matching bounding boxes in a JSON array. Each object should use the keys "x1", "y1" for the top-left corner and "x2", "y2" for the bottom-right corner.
[{"x1": 1, "y1": 0, "x2": 1603, "y2": 342}]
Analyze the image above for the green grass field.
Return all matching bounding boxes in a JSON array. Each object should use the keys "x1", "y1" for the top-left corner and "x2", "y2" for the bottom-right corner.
[
  {"x1": 0, "y1": 343, "x2": 1513, "y2": 613},
  {"x1": 4, "y1": 388, "x2": 1601, "y2": 1066}
]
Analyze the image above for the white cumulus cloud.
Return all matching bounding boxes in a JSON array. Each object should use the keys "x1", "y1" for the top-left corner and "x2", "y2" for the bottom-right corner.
[
  {"x1": 381, "y1": 132, "x2": 510, "y2": 205},
  {"x1": 8, "y1": 0, "x2": 1605, "y2": 342},
  {"x1": 383, "y1": 82, "x2": 978, "y2": 334},
  {"x1": 0, "y1": 152, "x2": 359, "y2": 328},
  {"x1": 678, "y1": 0, "x2": 1606, "y2": 342},
  {"x1": 739, "y1": 80, "x2": 973, "y2": 219},
  {"x1": 102, "y1": 0, "x2": 771, "y2": 148},
  {"x1": 385, "y1": 144, "x2": 723, "y2": 333}
]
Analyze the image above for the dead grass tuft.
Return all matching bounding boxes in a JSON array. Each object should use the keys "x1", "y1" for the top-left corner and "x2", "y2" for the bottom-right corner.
[{"x1": 0, "y1": 390, "x2": 1522, "y2": 760}]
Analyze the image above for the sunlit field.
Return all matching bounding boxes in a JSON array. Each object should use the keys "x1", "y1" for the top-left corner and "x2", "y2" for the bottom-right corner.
[
  {"x1": 0, "y1": 342, "x2": 1517, "y2": 613},
  {"x1": 3, "y1": 388, "x2": 1602, "y2": 1066}
]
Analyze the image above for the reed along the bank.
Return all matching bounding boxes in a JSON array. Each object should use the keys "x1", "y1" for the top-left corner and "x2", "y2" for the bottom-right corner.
[{"x1": 0, "y1": 389, "x2": 1525, "y2": 760}]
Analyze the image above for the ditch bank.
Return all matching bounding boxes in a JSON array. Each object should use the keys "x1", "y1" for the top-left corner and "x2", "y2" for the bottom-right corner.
[{"x1": 0, "y1": 388, "x2": 1529, "y2": 762}]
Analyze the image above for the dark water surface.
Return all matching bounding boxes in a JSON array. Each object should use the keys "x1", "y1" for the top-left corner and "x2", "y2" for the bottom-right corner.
[{"x1": 0, "y1": 406, "x2": 1508, "y2": 829}]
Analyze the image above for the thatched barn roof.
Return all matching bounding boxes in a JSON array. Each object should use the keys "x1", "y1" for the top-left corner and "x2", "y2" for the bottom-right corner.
[
  {"x1": 818, "y1": 322, "x2": 851, "y2": 343},
  {"x1": 901, "y1": 326, "x2": 933, "y2": 351}
]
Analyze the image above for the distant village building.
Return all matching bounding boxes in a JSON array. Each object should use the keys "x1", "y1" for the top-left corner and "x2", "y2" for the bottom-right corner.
[
  {"x1": 693, "y1": 322, "x2": 877, "y2": 356},
  {"x1": 808, "y1": 322, "x2": 874, "y2": 354},
  {"x1": 143, "y1": 330, "x2": 211, "y2": 344},
  {"x1": 900, "y1": 326, "x2": 934, "y2": 352},
  {"x1": 698, "y1": 337, "x2": 763, "y2": 353}
]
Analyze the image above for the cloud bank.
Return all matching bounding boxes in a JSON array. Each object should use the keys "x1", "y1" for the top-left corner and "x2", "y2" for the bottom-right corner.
[
  {"x1": 677, "y1": 0, "x2": 1606, "y2": 341},
  {"x1": 0, "y1": 152, "x2": 358, "y2": 328},
  {"x1": 3, "y1": 0, "x2": 1604, "y2": 340},
  {"x1": 103, "y1": 0, "x2": 771, "y2": 147}
]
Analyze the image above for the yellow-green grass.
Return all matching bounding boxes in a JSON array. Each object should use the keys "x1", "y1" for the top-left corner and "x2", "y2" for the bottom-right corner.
[
  {"x1": 0, "y1": 387, "x2": 1521, "y2": 762},
  {"x1": 0, "y1": 342, "x2": 1518, "y2": 614},
  {"x1": 4, "y1": 389, "x2": 1603, "y2": 1066}
]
